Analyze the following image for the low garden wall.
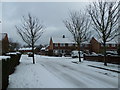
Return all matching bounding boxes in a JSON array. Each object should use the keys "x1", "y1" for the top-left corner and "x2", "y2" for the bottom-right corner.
[
  {"x1": 1, "y1": 53, "x2": 21, "y2": 90},
  {"x1": 84, "y1": 55, "x2": 120, "y2": 64}
]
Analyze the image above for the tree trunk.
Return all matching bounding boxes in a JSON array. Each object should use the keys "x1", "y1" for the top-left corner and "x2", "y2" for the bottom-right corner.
[
  {"x1": 32, "y1": 43, "x2": 35, "y2": 64},
  {"x1": 32, "y1": 51, "x2": 35, "y2": 64},
  {"x1": 78, "y1": 51, "x2": 81, "y2": 62},
  {"x1": 78, "y1": 44, "x2": 81, "y2": 62},
  {"x1": 103, "y1": 43, "x2": 107, "y2": 66}
]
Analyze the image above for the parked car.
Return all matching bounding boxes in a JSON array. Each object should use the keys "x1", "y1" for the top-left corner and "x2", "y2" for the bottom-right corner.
[
  {"x1": 64, "y1": 52, "x2": 71, "y2": 57},
  {"x1": 71, "y1": 50, "x2": 83, "y2": 58},
  {"x1": 27, "y1": 52, "x2": 34, "y2": 57},
  {"x1": 106, "y1": 51, "x2": 118, "y2": 56},
  {"x1": 91, "y1": 52, "x2": 98, "y2": 56}
]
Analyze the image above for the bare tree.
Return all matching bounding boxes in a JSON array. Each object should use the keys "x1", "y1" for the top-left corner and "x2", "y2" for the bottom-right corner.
[
  {"x1": 88, "y1": 1, "x2": 119, "y2": 66},
  {"x1": 63, "y1": 11, "x2": 91, "y2": 62},
  {"x1": 16, "y1": 13, "x2": 44, "y2": 64}
]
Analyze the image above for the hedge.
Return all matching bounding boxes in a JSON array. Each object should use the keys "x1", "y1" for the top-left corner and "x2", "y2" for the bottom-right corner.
[{"x1": 1, "y1": 53, "x2": 21, "y2": 90}]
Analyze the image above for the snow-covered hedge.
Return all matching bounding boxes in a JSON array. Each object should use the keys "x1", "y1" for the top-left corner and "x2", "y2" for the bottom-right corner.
[
  {"x1": 1, "y1": 57, "x2": 11, "y2": 90},
  {"x1": 0, "y1": 56, "x2": 10, "y2": 60},
  {"x1": 1, "y1": 53, "x2": 22, "y2": 89},
  {"x1": 6, "y1": 52, "x2": 21, "y2": 55}
]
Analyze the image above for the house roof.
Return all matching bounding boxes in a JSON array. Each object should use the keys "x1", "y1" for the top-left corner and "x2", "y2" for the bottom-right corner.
[
  {"x1": 41, "y1": 47, "x2": 46, "y2": 50},
  {"x1": 52, "y1": 38, "x2": 75, "y2": 44},
  {"x1": 92, "y1": 37, "x2": 117, "y2": 44},
  {"x1": 81, "y1": 41, "x2": 90, "y2": 44},
  {"x1": 0, "y1": 33, "x2": 7, "y2": 41}
]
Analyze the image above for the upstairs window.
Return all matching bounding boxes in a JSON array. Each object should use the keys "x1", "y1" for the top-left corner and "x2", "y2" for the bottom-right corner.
[
  {"x1": 60, "y1": 43, "x2": 65, "y2": 47},
  {"x1": 55, "y1": 43, "x2": 58, "y2": 47}
]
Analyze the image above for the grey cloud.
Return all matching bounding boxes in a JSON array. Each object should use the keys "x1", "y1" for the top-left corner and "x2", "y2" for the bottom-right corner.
[{"x1": 2, "y1": 2, "x2": 89, "y2": 45}]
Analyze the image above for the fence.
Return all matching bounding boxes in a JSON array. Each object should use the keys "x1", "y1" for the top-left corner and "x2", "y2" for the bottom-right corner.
[{"x1": 84, "y1": 55, "x2": 120, "y2": 64}]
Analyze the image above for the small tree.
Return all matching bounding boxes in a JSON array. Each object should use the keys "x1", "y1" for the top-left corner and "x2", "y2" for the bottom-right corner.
[
  {"x1": 63, "y1": 11, "x2": 91, "y2": 62},
  {"x1": 88, "y1": 1, "x2": 119, "y2": 66},
  {"x1": 16, "y1": 13, "x2": 44, "y2": 64}
]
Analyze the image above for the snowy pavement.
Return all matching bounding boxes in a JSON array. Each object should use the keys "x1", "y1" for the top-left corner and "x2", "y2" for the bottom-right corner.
[{"x1": 8, "y1": 55, "x2": 119, "y2": 88}]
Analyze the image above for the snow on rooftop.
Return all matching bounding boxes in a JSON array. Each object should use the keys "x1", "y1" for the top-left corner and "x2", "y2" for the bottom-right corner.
[
  {"x1": 81, "y1": 41, "x2": 90, "y2": 44},
  {"x1": 52, "y1": 38, "x2": 75, "y2": 44},
  {"x1": 41, "y1": 47, "x2": 46, "y2": 50}
]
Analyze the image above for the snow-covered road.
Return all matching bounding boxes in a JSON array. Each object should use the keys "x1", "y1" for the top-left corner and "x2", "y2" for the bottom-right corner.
[{"x1": 8, "y1": 55, "x2": 118, "y2": 88}]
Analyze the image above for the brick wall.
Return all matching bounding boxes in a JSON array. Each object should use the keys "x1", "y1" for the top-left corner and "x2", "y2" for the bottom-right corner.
[{"x1": 90, "y1": 37, "x2": 100, "y2": 53}]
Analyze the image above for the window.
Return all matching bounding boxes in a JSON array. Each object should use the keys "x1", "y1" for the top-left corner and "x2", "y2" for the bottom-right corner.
[
  {"x1": 68, "y1": 43, "x2": 73, "y2": 46},
  {"x1": 53, "y1": 50, "x2": 58, "y2": 54},
  {"x1": 111, "y1": 44, "x2": 116, "y2": 47},
  {"x1": 55, "y1": 43, "x2": 58, "y2": 47},
  {"x1": 106, "y1": 44, "x2": 110, "y2": 47},
  {"x1": 59, "y1": 50, "x2": 62, "y2": 53},
  {"x1": 60, "y1": 43, "x2": 65, "y2": 47}
]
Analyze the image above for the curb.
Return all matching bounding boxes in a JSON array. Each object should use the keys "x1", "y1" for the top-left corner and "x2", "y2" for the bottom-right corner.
[{"x1": 88, "y1": 65, "x2": 120, "y2": 73}]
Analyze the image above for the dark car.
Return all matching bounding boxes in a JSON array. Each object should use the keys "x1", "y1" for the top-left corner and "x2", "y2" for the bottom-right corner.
[{"x1": 28, "y1": 52, "x2": 34, "y2": 57}]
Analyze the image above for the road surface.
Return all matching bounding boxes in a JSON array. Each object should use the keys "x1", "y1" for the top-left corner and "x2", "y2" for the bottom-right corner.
[
  {"x1": 8, "y1": 55, "x2": 118, "y2": 88},
  {"x1": 36, "y1": 56, "x2": 118, "y2": 88}
]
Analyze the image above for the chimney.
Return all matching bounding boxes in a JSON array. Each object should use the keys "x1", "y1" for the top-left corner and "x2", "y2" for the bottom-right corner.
[{"x1": 63, "y1": 35, "x2": 65, "y2": 38}]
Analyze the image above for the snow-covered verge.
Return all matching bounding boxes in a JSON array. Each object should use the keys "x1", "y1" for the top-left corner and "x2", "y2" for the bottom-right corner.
[
  {"x1": 8, "y1": 55, "x2": 118, "y2": 88},
  {"x1": 86, "y1": 60, "x2": 119, "y2": 72},
  {"x1": 8, "y1": 55, "x2": 69, "y2": 88}
]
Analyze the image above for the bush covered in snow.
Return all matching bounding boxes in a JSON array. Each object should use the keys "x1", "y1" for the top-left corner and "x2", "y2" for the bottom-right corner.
[
  {"x1": 1, "y1": 53, "x2": 22, "y2": 90},
  {"x1": 2, "y1": 57, "x2": 10, "y2": 90}
]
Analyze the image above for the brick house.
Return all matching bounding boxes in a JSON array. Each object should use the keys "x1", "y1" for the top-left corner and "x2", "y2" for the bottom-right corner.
[
  {"x1": 90, "y1": 37, "x2": 118, "y2": 53},
  {"x1": 48, "y1": 35, "x2": 90, "y2": 56},
  {"x1": 0, "y1": 33, "x2": 9, "y2": 55},
  {"x1": 48, "y1": 36, "x2": 118, "y2": 56}
]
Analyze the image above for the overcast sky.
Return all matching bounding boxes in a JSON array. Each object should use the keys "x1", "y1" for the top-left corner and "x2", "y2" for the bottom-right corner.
[{"x1": 2, "y1": 2, "x2": 90, "y2": 46}]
